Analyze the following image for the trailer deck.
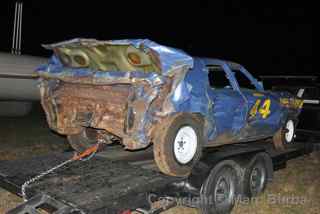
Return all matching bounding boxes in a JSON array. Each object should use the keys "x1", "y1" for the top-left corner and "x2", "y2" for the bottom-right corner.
[{"x1": 0, "y1": 139, "x2": 318, "y2": 214}]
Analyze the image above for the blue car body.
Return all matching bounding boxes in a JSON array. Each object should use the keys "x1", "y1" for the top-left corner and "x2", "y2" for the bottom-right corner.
[
  {"x1": 178, "y1": 57, "x2": 302, "y2": 145},
  {"x1": 37, "y1": 39, "x2": 303, "y2": 149}
]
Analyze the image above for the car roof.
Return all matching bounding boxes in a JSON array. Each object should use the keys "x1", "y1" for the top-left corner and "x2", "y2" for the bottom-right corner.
[{"x1": 193, "y1": 57, "x2": 243, "y2": 70}]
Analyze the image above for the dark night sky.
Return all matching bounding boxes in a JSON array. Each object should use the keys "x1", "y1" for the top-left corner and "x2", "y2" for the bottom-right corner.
[{"x1": 0, "y1": 1, "x2": 313, "y2": 76}]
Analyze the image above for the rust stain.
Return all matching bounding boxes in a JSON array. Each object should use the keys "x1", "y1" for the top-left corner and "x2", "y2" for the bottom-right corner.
[
  {"x1": 40, "y1": 78, "x2": 174, "y2": 150},
  {"x1": 41, "y1": 81, "x2": 130, "y2": 137}
]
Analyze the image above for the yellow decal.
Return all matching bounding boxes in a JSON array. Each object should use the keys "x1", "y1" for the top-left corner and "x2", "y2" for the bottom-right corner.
[
  {"x1": 280, "y1": 98, "x2": 289, "y2": 106},
  {"x1": 253, "y1": 93, "x2": 264, "y2": 97},
  {"x1": 259, "y1": 99, "x2": 271, "y2": 118},
  {"x1": 280, "y1": 98, "x2": 304, "y2": 109},
  {"x1": 294, "y1": 99, "x2": 304, "y2": 109},
  {"x1": 250, "y1": 99, "x2": 271, "y2": 119},
  {"x1": 249, "y1": 99, "x2": 261, "y2": 118}
]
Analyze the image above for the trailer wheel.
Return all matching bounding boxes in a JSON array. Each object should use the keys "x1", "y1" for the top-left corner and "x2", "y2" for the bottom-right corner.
[
  {"x1": 243, "y1": 154, "x2": 268, "y2": 198},
  {"x1": 67, "y1": 128, "x2": 98, "y2": 153},
  {"x1": 273, "y1": 119, "x2": 296, "y2": 150},
  {"x1": 153, "y1": 113, "x2": 203, "y2": 177},
  {"x1": 200, "y1": 160, "x2": 241, "y2": 214}
]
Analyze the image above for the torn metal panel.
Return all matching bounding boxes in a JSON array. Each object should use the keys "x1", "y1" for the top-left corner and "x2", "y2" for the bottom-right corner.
[{"x1": 39, "y1": 38, "x2": 193, "y2": 77}]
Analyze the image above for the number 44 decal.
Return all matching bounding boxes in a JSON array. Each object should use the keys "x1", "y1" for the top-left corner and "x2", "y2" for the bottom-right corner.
[{"x1": 249, "y1": 99, "x2": 271, "y2": 119}]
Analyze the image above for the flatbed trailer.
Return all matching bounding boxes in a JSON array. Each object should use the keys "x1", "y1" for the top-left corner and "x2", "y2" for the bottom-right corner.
[{"x1": 0, "y1": 137, "x2": 319, "y2": 214}]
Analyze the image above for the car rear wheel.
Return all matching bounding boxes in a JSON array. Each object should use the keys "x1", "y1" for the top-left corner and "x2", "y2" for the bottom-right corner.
[
  {"x1": 273, "y1": 119, "x2": 296, "y2": 151},
  {"x1": 67, "y1": 128, "x2": 98, "y2": 153},
  {"x1": 153, "y1": 113, "x2": 203, "y2": 177}
]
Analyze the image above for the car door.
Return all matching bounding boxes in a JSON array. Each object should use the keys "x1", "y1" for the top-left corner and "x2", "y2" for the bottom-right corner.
[
  {"x1": 233, "y1": 68, "x2": 281, "y2": 139},
  {"x1": 206, "y1": 64, "x2": 248, "y2": 144}
]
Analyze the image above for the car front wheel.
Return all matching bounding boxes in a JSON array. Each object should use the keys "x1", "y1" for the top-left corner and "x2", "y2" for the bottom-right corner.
[{"x1": 273, "y1": 119, "x2": 296, "y2": 150}]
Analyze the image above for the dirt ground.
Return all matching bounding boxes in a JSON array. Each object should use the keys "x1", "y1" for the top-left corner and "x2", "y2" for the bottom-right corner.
[{"x1": 0, "y1": 104, "x2": 319, "y2": 214}]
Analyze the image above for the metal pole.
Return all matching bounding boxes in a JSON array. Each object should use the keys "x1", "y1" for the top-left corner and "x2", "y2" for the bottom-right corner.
[
  {"x1": 18, "y1": 2, "x2": 23, "y2": 55},
  {"x1": 15, "y1": 2, "x2": 20, "y2": 55},
  {"x1": 11, "y1": 2, "x2": 18, "y2": 54}
]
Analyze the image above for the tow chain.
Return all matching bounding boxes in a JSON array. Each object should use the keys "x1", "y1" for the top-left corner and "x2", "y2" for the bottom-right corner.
[{"x1": 21, "y1": 142, "x2": 101, "y2": 201}]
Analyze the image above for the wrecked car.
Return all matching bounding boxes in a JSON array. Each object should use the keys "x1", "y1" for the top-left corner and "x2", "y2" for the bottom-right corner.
[{"x1": 36, "y1": 39, "x2": 303, "y2": 176}]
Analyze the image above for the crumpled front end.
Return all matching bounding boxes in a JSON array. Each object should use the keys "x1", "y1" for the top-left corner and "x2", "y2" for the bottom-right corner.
[
  {"x1": 275, "y1": 91, "x2": 304, "y2": 126},
  {"x1": 37, "y1": 39, "x2": 193, "y2": 149}
]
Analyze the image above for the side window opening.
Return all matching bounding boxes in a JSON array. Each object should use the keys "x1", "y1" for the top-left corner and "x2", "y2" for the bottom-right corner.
[
  {"x1": 207, "y1": 65, "x2": 232, "y2": 89},
  {"x1": 233, "y1": 70, "x2": 257, "y2": 90}
]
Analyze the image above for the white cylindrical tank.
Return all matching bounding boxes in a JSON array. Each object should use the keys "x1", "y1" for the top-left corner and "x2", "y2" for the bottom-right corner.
[{"x1": 0, "y1": 52, "x2": 47, "y2": 101}]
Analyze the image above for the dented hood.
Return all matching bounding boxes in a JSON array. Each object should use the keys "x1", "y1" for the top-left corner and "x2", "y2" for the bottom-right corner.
[{"x1": 37, "y1": 39, "x2": 193, "y2": 84}]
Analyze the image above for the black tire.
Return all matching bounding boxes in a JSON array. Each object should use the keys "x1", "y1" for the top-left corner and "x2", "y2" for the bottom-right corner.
[
  {"x1": 273, "y1": 119, "x2": 296, "y2": 151},
  {"x1": 243, "y1": 154, "x2": 268, "y2": 198},
  {"x1": 67, "y1": 128, "x2": 98, "y2": 153},
  {"x1": 153, "y1": 113, "x2": 204, "y2": 177},
  {"x1": 200, "y1": 160, "x2": 241, "y2": 214}
]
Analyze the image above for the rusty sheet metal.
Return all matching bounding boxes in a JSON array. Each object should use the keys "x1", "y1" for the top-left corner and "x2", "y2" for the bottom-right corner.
[{"x1": 39, "y1": 75, "x2": 179, "y2": 149}]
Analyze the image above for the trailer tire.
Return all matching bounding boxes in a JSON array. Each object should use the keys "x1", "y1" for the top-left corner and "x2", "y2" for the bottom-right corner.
[
  {"x1": 273, "y1": 119, "x2": 296, "y2": 151},
  {"x1": 200, "y1": 160, "x2": 241, "y2": 214},
  {"x1": 153, "y1": 113, "x2": 203, "y2": 177},
  {"x1": 243, "y1": 154, "x2": 268, "y2": 198},
  {"x1": 67, "y1": 128, "x2": 98, "y2": 153}
]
